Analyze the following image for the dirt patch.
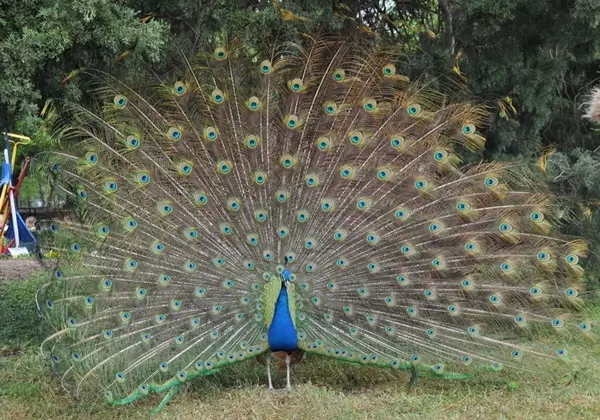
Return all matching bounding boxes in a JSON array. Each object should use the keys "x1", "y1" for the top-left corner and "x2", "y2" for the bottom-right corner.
[
  {"x1": 0, "y1": 259, "x2": 46, "y2": 283},
  {"x1": 0, "y1": 345, "x2": 25, "y2": 357}
]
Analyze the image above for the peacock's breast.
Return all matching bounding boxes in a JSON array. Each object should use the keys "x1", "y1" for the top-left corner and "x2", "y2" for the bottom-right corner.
[{"x1": 267, "y1": 286, "x2": 299, "y2": 352}]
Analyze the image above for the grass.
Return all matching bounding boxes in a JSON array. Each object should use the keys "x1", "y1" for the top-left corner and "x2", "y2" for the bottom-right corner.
[
  {"x1": 1, "y1": 272, "x2": 600, "y2": 419},
  {"x1": 2, "y1": 345, "x2": 600, "y2": 419}
]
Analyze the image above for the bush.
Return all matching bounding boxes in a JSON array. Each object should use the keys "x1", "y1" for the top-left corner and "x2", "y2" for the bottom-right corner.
[{"x1": 0, "y1": 276, "x2": 49, "y2": 346}]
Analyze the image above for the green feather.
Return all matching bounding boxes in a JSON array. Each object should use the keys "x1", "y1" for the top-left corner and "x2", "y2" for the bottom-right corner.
[{"x1": 262, "y1": 275, "x2": 282, "y2": 328}]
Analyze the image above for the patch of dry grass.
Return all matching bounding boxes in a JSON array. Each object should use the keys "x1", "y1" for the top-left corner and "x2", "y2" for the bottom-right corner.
[{"x1": 1, "y1": 342, "x2": 599, "y2": 420}]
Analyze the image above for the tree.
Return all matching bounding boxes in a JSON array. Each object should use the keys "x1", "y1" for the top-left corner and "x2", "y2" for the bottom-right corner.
[
  {"x1": 0, "y1": 0, "x2": 169, "y2": 136},
  {"x1": 4, "y1": 0, "x2": 600, "y2": 280}
]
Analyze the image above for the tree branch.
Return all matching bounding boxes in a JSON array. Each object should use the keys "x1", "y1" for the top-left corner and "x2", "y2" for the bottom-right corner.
[{"x1": 438, "y1": 0, "x2": 455, "y2": 54}]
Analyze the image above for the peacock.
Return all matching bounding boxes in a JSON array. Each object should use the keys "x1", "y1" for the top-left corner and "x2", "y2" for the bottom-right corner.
[{"x1": 36, "y1": 31, "x2": 592, "y2": 413}]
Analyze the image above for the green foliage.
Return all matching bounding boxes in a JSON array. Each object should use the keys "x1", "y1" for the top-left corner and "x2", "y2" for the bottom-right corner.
[
  {"x1": 446, "y1": 0, "x2": 600, "y2": 156},
  {"x1": 436, "y1": 0, "x2": 600, "y2": 278},
  {"x1": 0, "y1": 276, "x2": 49, "y2": 346},
  {"x1": 130, "y1": 0, "x2": 340, "y2": 42},
  {"x1": 0, "y1": 0, "x2": 169, "y2": 135},
  {"x1": 17, "y1": 176, "x2": 44, "y2": 207},
  {"x1": 2, "y1": 0, "x2": 600, "y2": 275}
]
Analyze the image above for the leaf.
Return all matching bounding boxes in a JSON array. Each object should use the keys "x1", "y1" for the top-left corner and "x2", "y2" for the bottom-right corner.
[
  {"x1": 425, "y1": 30, "x2": 437, "y2": 39},
  {"x1": 61, "y1": 68, "x2": 83, "y2": 84},
  {"x1": 537, "y1": 148, "x2": 556, "y2": 174},
  {"x1": 272, "y1": 0, "x2": 309, "y2": 22}
]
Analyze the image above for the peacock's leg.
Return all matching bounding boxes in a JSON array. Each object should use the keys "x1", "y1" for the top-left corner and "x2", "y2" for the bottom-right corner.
[
  {"x1": 408, "y1": 365, "x2": 420, "y2": 389},
  {"x1": 285, "y1": 353, "x2": 292, "y2": 391},
  {"x1": 267, "y1": 354, "x2": 275, "y2": 391}
]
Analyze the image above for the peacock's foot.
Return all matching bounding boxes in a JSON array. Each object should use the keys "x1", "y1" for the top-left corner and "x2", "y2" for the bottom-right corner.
[{"x1": 267, "y1": 386, "x2": 292, "y2": 394}]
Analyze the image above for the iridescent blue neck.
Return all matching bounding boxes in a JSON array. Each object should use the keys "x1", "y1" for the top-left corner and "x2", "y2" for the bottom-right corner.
[{"x1": 267, "y1": 283, "x2": 298, "y2": 352}]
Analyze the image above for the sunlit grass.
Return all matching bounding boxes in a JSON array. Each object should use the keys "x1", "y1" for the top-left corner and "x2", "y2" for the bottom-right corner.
[{"x1": 2, "y1": 333, "x2": 600, "y2": 419}]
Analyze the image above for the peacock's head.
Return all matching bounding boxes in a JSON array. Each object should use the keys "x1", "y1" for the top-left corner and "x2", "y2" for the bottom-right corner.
[
  {"x1": 281, "y1": 269, "x2": 292, "y2": 282},
  {"x1": 280, "y1": 255, "x2": 294, "y2": 284}
]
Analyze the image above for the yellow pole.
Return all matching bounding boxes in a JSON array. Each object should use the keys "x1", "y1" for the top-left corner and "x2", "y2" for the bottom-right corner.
[
  {"x1": 8, "y1": 132, "x2": 32, "y2": 167},
  {"x1": 5, "y1": 133, "x2": 31, "y2": 141}
]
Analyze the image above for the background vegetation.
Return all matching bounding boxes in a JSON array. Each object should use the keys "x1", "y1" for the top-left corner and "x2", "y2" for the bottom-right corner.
[
  {"x1": 5, "y1": 0, "x2": 600, "y2": 271},
  {"x1": 2, "y1": 1, "x2": 600, "y2": 418}
]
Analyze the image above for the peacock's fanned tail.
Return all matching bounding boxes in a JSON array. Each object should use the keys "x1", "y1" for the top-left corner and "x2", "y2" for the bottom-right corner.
[{"x1": 38, "y1": 33, "x2": 591, "y2": 409}]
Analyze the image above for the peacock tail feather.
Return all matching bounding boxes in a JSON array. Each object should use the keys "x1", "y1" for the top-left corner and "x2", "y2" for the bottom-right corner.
[{"x1": 37, "y1": 32, "x2": 592, "y2": 411}]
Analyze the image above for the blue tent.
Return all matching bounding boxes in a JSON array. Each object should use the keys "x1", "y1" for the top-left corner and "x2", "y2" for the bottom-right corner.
[{"x1": 5, "y1": 210, "x2": 36, "y2": 243}]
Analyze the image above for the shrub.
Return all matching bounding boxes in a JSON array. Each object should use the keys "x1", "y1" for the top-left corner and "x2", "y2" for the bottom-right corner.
[{"x1": 0, "y1": 276, "x2": 49, "y2": 346}]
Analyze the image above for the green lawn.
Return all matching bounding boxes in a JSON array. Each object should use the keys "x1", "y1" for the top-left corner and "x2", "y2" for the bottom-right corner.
[{"x1": 1, "y1": 273, "x2": 599, "y2": 419}]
